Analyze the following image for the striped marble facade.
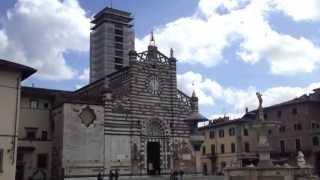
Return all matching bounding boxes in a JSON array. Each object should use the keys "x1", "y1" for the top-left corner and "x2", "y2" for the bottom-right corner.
[{"x1": 104, "y1": 45, "x2": 198, "y2": 175}]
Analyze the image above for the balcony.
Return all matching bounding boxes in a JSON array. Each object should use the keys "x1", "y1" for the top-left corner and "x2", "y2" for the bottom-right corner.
[
  {"x1": 206, "y1": 153, "x2": 217, "y2": 159},
  {"x1": 201, "y1": 153, "x2": 217, "y2": 160}
]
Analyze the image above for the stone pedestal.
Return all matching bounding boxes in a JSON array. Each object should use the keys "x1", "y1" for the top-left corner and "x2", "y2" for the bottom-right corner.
[
  {"x1": 189, "y1": 134, "x2": 205, "y2": 174},
  {"x1": 253, "y1": 120, "x2": 280, "y2": 168},
  {"x1": 194, "y1": 151, "x2": 202, "y2": 174}
]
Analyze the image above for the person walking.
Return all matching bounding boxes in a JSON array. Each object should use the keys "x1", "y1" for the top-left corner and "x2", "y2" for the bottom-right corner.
[
  {"x1": 114, "y1": 169, "x2": 119, "y2": 180},
  {"x1": 97, "y1": 172, "x2": 103, "y2": 180},
  {"x1": 109, "y1": 170, "x2": 113, "y2": 180},
  {"x1": 173, "y1": 170, "x2": 178, "y2": 180},
  {"x1": 170, "y1": 170, "x2": 174, "y2": 180},
  {"x1": 179, "y1": 170, "x2": 184, "y2": 180}
]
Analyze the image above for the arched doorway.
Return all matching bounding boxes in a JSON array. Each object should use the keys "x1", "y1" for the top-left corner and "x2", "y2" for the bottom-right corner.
[
  {"x1": 144, "y1": 119, "x2": 168, "y2": 175},
  {"x1": 147, "y1": 142, "x2": 161, "y2": 175}
]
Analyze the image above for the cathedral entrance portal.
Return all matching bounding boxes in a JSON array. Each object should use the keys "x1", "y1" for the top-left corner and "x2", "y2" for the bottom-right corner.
[{"x1": 147, "y1": 142, "x2": 161, "y2": 175}]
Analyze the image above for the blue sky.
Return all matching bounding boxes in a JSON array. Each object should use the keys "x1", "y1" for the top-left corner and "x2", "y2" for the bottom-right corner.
[{"x1": 1, "y1": 0, "x2": 320, "y2": 118}]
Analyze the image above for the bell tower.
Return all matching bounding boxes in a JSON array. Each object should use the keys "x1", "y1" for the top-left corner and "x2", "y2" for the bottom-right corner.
[{"x1": 90, "y1": 7, "x2": 135, "y2": 82}]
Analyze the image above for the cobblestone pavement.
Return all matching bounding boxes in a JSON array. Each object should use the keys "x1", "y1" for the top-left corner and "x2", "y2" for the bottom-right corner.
[{"x1": 67, "y1": 175, "x2": 227, "y2": 180}]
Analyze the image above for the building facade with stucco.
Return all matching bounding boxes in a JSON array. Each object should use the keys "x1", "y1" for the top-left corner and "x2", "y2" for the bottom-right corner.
[
  {"x1": 199, "y1": 116, "x2": 258, "y2": 175},
  {"x1": 199, "y1": 89, "x2": 320, "y2": 176},
  {"x1": 0, "y1": 59, "x2": 36, "y2": 180}
]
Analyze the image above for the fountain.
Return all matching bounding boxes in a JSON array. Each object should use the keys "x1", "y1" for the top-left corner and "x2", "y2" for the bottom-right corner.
[
  {"x1": 225, "y1": 92, "x2": 318, "y2": 180},
  {"x1": 254, "y1": 92, "x2": 280, "y2": 168}
]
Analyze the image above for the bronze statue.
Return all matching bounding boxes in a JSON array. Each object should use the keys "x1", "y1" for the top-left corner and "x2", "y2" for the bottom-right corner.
[
  {"x1": 256, "y1": 92, "x2": 264, "y2": 120},
  {"x1": 256, "y1": 92, "x2": 263, "y2": 108}
]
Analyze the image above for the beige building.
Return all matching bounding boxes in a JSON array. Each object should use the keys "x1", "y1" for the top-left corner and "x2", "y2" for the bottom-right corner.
[
  {"x1": 16, "y1": 87, "x2": 71, "y2": 180},
  {"x1": 0, "y1": 59, "x2": 35, "y2": 180},
  {"x1": 200, "y1": 88, "x2": 320, "y2": 176},
  {"x1": 259, "y1": 89, "x2": 320, "y2": 174},
  {"x1": 199, "y1": 115, "x2": 258, "y2": 175}
]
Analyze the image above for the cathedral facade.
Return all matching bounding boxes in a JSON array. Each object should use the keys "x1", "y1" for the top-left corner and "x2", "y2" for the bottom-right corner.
[
  {"x1": 12, "y1": 7, "x2": 206, "y2": 180},
  {"x1": 103, "y1": 44, "x2": 198, "y2": 175},
  {"x1": 46, "y1": 42, "x2": 204, "y2": 179}
]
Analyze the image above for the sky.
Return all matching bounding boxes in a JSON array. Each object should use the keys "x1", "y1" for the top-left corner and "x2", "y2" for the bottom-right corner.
[{"x1": 1, "y1": 0, "x2": 320, "y2": 119}]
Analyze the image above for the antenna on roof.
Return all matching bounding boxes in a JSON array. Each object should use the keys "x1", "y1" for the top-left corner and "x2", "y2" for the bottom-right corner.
[
  {"x1": 31, "y1": 83, "x2": 35, "y2": 87},
  {"x1": 110, "y1": 0, "x2": 113, "y2": 8}
]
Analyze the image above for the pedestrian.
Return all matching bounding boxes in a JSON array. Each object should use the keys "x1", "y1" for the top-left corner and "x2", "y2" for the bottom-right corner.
[
  {"x1": 173, "y1": 170, "x2": 178, "y2": 180},
  {"x1": 114, "y1": 169, "x2": 119, "y2": 180},
  {"x1": 109, "y1": 170, "x2": 113, "y2": 180},
  {"x1": 179, "y1": 170, "x2": 184, "y2": 180},
  {"x1": 170, "y1": 170, "x2": 174, "y2": 180},
  {"x1": 97, "y1": 172, "x2": 103, "y2": 180}
]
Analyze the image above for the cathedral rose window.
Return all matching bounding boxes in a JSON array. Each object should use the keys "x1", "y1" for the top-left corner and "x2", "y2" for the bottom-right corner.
[{"x1": 147, "y1": 75, "x2": 160, "y2": 95}]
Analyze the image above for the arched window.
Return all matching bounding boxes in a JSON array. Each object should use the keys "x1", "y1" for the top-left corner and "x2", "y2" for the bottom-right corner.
[{"x1": 313, "y1": 136, "x2": 319, "y2": 146}]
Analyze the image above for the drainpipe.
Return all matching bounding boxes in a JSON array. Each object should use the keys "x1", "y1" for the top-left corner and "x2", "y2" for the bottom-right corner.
[{"x1": 12, "y1": 75, "x2": 21, "y2": 164}]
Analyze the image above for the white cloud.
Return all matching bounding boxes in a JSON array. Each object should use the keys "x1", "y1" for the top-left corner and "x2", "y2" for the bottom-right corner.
[
  {"x1": 0, "y1": 0, "x2": 90, "y2": 80},
  {"x1": 79, "y1": 67, "x2": 89, "y2": 81},
  {"x1": 136, "y1": 14, "x2": 233, "y2": 66},
  {"x1": 237, "y1": 18, "x2": 320, "y2": 74},
  {"x1": 137, "y1": 0, "x2": 320, "y2": 75},
  {"x1": 198, "y1": 0, "x2": 251, "y2": 17},
  {"x1": 273, "y1": 0, "x2": 320, "y2": 21},
  {"x1": 177, "y1": 71, "x2": 223, "y2": 105},
  {"x1": 177, "y1": 70, "x2": 320, "y2": 119}
]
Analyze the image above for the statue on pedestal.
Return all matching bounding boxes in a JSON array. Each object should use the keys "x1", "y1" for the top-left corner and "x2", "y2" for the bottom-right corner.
[
  {"x1": 297, "y1": 151, "x2": 307, "y2": 167},
  {"x1": 256, "y1": 92, "x2": 264, "y2": 121}
]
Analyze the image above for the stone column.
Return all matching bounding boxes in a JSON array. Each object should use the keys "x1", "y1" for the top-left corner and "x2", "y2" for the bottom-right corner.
[
  {"x1": 189, "y1": 135, "x2": 204, "y2": 173},
  {"x1": 195, "y1": 151, "x2": 202, "y2": 174},
  {"x1": 254, "y1": 122, "x2": 275, "y2": 167}
]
